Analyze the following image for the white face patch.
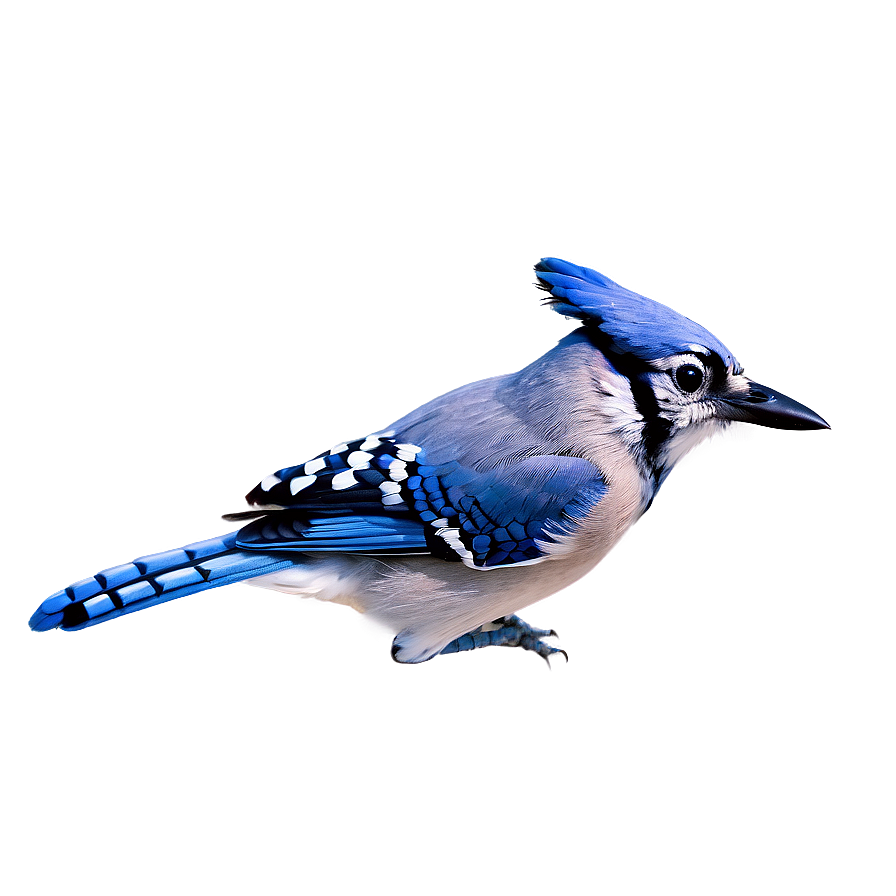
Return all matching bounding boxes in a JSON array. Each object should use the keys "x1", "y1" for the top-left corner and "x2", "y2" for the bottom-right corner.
[
  {"x1": 593, "y1": 364, "x2": 645, "y2": 454},
  {"x1": 723, "y1": 373, "x2": 753, "y2": 399},
  {"x1": 658, "y1": 418, "x2": 726, "y2": 470},
  {"x1": 640, "y1": 352, "x2": 735, "y2": 472},
  {"x1": 647, "y1": 372, "x2": 715, "y2": 433}
]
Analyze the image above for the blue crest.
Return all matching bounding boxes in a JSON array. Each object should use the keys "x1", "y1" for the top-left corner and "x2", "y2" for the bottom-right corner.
[{"x1": 535, "y1": 257, "x2": 739, "y2": 370}]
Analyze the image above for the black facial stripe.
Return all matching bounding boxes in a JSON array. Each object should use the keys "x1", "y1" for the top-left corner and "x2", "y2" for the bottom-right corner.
[
  {"x1": 627, "y1": 376, "x2": 672, "y2": 469},
  {"x1": 582, "y1": 328, "x2": 672, "y2": 470}
]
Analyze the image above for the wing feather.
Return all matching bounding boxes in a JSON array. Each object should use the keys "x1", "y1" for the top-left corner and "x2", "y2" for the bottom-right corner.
[{"x1": 235, "y1": 435, "x2": 607, "y2": 569}]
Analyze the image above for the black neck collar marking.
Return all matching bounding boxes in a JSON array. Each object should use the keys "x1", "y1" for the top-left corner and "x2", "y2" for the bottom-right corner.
[{"x1": 581, "y1": 327, "x2": 671, "y2": 483}]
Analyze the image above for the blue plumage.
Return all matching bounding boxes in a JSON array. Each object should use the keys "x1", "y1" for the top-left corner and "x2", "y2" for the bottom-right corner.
[
  {"x1": 435, "y1": 455, "x2": 607, "y2": 566},
  {"x1": 29, "y1": 534, "x2": 298, "y2": 632},
  {"x1": 29, "y1": 256, "x2": 828, "y2": 664},
  {"x1": 535, "y1": 257, "x2": 740, "y2": 370}
]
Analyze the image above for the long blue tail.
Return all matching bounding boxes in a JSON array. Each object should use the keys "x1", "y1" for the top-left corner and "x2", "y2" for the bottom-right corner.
[{"x1": 29, "y1": 532, "x2": 299, "y2": 632}]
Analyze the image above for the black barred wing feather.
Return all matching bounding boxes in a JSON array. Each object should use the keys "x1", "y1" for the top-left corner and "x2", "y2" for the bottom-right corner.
[
  {"x1": 237, "y1": 435, "x2": 607, "y2": 569},
  {"x1": 244, "y1": 434, "x2": 423, "y2": 512}
]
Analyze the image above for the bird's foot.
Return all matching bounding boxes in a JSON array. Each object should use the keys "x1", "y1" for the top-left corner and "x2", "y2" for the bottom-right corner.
[
  {"x1": 438, "y1": 613, "x2": 568, "y2": 666},
  {"x1": 492, "y1": 613, "x2": 557, "y2": 640}
]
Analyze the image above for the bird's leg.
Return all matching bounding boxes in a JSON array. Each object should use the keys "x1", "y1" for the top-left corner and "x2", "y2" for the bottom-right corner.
[{"x1": 438, "y1": 614, "x2": 568, "y2": 665}]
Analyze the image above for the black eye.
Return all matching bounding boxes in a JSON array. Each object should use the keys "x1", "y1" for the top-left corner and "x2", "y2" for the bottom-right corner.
[{"x1": 675, "y1": 364, "x2": 704, "y2": 393}]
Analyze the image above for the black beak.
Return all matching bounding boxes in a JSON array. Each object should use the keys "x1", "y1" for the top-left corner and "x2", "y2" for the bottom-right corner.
[{"x1": 722, "y1": 380, "x2": 830, "y2": 431}]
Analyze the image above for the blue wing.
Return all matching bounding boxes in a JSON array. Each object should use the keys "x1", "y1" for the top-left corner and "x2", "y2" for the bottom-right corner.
[{"x1": 235, "y1": 434, "x2": 607, "y2": 569}]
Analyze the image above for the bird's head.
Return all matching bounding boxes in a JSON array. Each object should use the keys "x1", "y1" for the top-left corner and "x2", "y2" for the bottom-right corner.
[{"x1": 535, "y1": 257, "x2": 829, "y2": 484}]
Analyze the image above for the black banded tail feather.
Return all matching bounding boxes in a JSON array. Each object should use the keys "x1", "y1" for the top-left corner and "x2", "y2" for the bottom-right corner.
[{"x1": 29, "y1": 533, "x2": 300, "y2": 632}]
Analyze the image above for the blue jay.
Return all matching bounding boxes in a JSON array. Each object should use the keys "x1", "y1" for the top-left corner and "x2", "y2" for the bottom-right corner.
[{"x1": 29, "y1": 258, "x2": 829, "y2": 664}]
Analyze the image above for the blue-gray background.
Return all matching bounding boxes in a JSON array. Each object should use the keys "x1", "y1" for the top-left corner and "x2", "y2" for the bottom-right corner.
[{"x1": 2, "y1": 3, "x2": 892, "y2": 894}]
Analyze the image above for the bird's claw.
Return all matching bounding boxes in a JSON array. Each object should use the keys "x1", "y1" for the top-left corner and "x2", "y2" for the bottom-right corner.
[{"x1": 517, "y1": 631, "x2": 569, "y2": 668}]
